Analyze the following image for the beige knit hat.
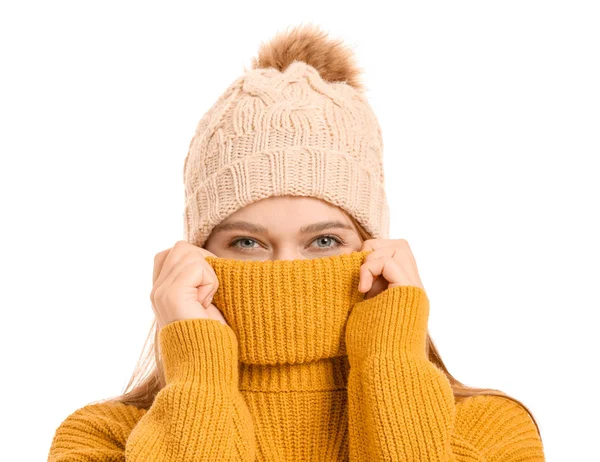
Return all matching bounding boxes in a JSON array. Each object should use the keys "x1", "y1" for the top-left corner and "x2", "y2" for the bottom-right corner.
[{"x1": 183, "y1": 24, "x2": 390, "y2": 248}]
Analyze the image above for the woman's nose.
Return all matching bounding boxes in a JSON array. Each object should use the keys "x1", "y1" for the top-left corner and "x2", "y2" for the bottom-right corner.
[{"x1": 271, "y1": 252, "x2": 303, "y2": 262}]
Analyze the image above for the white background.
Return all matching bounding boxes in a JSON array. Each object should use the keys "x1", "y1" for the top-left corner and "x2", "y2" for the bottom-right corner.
[{"x1": 2, "y1": 1, "x2": 598, "y2": 460}]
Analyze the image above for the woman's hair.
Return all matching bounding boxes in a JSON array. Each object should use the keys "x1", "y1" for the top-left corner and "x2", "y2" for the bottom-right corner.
[{"x1": 93, "y1": 213, "x2": 542, "y2": 441}]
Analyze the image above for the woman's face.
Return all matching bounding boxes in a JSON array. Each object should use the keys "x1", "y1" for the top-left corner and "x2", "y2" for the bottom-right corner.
[{"x1": 203, "y1": 195, "x2": 363, "y2": 261}]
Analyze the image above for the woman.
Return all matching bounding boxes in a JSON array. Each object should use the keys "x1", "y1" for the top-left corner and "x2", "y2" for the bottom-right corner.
[{"x1": 48, "y1": 24, "x2": 545, "y2": 461}]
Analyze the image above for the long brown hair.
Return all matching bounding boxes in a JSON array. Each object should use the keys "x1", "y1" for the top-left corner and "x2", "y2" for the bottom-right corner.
[{"x1": 93, "y1": 213, "x2": 542, "y2": 442}]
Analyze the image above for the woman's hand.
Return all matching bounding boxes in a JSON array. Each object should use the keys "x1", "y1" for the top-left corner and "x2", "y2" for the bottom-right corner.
[
  {"x1": 151, "y1": 240, "x2": 228, "y2": 330},
  {"x1": 358, "y1": 239, "x2": 425, "y2": 300},
  {"x1": 347, "y1": 239, "x2": 430, "y2": 361}
]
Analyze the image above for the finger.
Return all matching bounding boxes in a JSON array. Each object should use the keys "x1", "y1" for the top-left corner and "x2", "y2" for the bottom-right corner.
[
  {"x1": 359, "y1": 250, "x2": 389, "y2": 292},
  {"x1": 402, "y1": 243, "x2": 425, "y2": 291},
  {"x1": 362, "y1": 246, "x2": 396, "y2": 262},
  {"x1": 360, "y1": 238, "x2": 395, "y2": 253},
  {"x1": 166, "y1": 260, "x2": 217, "y2": 308},
  {"x1": 364, "y1": 242, "x2": 415, "y2": 281},
  {"x1": 184, "y1": 249, "x2": 220, "y2": 307},
  {"x1": 358, "y1": 257, "x2": 403, "y2": 293},
  {"x1": 154, "y1": 241, "x2": 196, "y2": 288},
  {"x1": 152, "y1": 246, "x2": 219, "y2": 310},
  {"x1": 199, "y1": 276, "x2": 219, "y2": 308},
  {"x1": 405, "y1": 242, "x2": 419, "y2": 273},
  {"x1": 360, "y1": 240, "x2": 408, "y2": 270},
  {"x1": 198, "y1": 247, "x2": 219, "y2": 259},
  {"x1": 360, "y1": 247, "x2": 400, "y2": 289},
  {"x1": 153, "y1": 249, "x2": 170, "y2": 286}
]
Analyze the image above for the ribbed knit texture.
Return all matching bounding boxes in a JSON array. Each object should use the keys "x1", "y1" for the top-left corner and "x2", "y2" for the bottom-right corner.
[
  {"x1": 48, "y1": 251, "x2": 545, "y2": 461},
  {"x1": 182, "y1": 59, "x2": 390, "y2": 249}
]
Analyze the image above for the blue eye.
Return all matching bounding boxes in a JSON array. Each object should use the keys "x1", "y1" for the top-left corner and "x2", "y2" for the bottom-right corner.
[
  {"x1": 230, "y1": 238, "x2": 259, "y2": 251},
  {"x1": 228, "y1": 235, "x2": 345, "y2": 253},
  {"x1": 310, "y1": 235, "x2": 343, "y2": 250}
]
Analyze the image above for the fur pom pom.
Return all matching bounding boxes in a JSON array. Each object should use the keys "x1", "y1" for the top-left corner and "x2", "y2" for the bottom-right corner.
[{"x1": 250, "y1": 23, "x2": 365, "y2": 93}]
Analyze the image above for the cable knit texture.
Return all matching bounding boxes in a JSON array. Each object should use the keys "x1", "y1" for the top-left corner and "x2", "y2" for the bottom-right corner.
[
  {"x1": 182, "y1": 57, "x2": 390, "y2": 249},
  {"x1": 48, "y1": 251, "x2": 545, "y2": 461}
]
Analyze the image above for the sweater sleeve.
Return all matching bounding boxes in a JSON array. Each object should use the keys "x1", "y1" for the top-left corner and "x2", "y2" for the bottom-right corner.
[
  {"x1": 48, "y1": 318, "x2": 256, "y2": 461},
  {"x1": 344, "y1": 285, "x2": 545, "y2": 462}
]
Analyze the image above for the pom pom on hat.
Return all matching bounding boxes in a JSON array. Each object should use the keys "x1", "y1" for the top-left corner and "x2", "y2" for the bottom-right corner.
[
  {"x1": 250, "y1": 23, "x2": 366, "y2": 93},
  {"x1": 183, "y1": 24, "x2": 389, "y2": 248}
]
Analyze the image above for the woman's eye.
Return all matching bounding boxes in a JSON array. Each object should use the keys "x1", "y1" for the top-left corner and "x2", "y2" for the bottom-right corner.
[
  {"x1": 229, "y1": 235, "x2": 344, "y2": 252},
  {"x1": 310, "y1": 235, "x2": 342, "y2": 250},
  {"x1": 230, "y1": 238, "x2": 260, "y2": 251}
]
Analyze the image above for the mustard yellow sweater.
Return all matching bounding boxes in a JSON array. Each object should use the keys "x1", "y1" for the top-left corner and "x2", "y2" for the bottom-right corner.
[{"x1": 48, "y1": 250, "x2": 545, "y2": 461}]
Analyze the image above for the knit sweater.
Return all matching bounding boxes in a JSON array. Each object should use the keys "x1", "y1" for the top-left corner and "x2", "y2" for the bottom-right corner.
[{"x1": 48, "y1": 250, "x2": 545, "y2": 461}]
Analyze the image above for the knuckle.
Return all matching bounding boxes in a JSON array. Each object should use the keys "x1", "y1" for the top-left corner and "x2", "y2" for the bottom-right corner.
[
  {"x1": 154, "y1": 248, "x2": 169, "y2": 262},
  {"x1": 152, "y1": 286, "x2": 166, "y2": 303},
  {"x1": 174, "y1": 240, "x2": 189, "y2": 249},
  {"x1": 395, "y1": 239, "x2": 409, "y2": 248}
]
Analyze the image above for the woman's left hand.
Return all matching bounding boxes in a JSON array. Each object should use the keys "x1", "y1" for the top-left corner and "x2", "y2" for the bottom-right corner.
[{"x1": 358, "y1": 239, "x2": 425, "y2": 300}]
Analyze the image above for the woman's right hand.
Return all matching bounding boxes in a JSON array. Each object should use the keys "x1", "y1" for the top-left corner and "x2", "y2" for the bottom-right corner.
[{"x1": 151, "y1": 240, "x2": 227, "y2": 330}]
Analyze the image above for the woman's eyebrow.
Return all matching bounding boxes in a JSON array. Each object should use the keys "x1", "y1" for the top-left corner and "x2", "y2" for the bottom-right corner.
[
  {"x1": 212, "y1": 221, "x2": 267, "y2": 234},
  {"x1": 212, "y1": 220, "x2": 353, "y2": 234},
  {"x1": 299, "y1": 221, "x2": 354, "y2": 234}
]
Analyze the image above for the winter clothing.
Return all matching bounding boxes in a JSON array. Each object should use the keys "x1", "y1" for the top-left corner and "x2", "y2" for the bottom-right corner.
[{"x1": 48, "y1": 251, "x2": 544, "y2": 461}]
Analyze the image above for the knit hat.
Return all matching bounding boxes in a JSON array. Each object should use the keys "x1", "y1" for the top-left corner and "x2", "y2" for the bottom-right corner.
[{"x1": 183, "y1": 24, "x2": 390, "y2": 248}]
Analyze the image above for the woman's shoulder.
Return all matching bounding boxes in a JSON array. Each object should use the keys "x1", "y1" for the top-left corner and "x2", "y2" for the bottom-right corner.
[
  {"x1": 454, "y1": 394, "x2": 544, "y2": 460},
  {"x1": 57, "y1": 399, "x2": 148, "y2": 425},
  {"x1": 48, "y1": 400, "x2": 148, "y2": 459},
  {"x1": 455, "y1": 394, "x2": 537, "y2": 426}
]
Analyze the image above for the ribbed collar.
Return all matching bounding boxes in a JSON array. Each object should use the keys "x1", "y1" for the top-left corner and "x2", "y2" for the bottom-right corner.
[
  {"x1": 206, "y1": 251, "x2": 370, "y2": 392},
  {"x1": 205, "y1": 250, "x2": 370, "y2": 365},
  {"x1": 203, "y1": 250, "x2": 371, "y2": 392}
]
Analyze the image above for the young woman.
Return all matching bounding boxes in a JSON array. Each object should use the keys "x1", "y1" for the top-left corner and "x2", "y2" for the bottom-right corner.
[{"x1": 48, "y1": 24, "x2": 545, "y2": 461}]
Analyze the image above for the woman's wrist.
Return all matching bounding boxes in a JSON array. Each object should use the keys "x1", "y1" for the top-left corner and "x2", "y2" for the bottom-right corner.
[{"x1": 345, "y1": 285, "x2": 430, "y2": 363}]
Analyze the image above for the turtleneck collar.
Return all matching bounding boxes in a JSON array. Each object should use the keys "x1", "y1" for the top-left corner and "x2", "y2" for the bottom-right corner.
[{"x1": 204, "y1": 250, "x2": 371, "y2": 366}]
